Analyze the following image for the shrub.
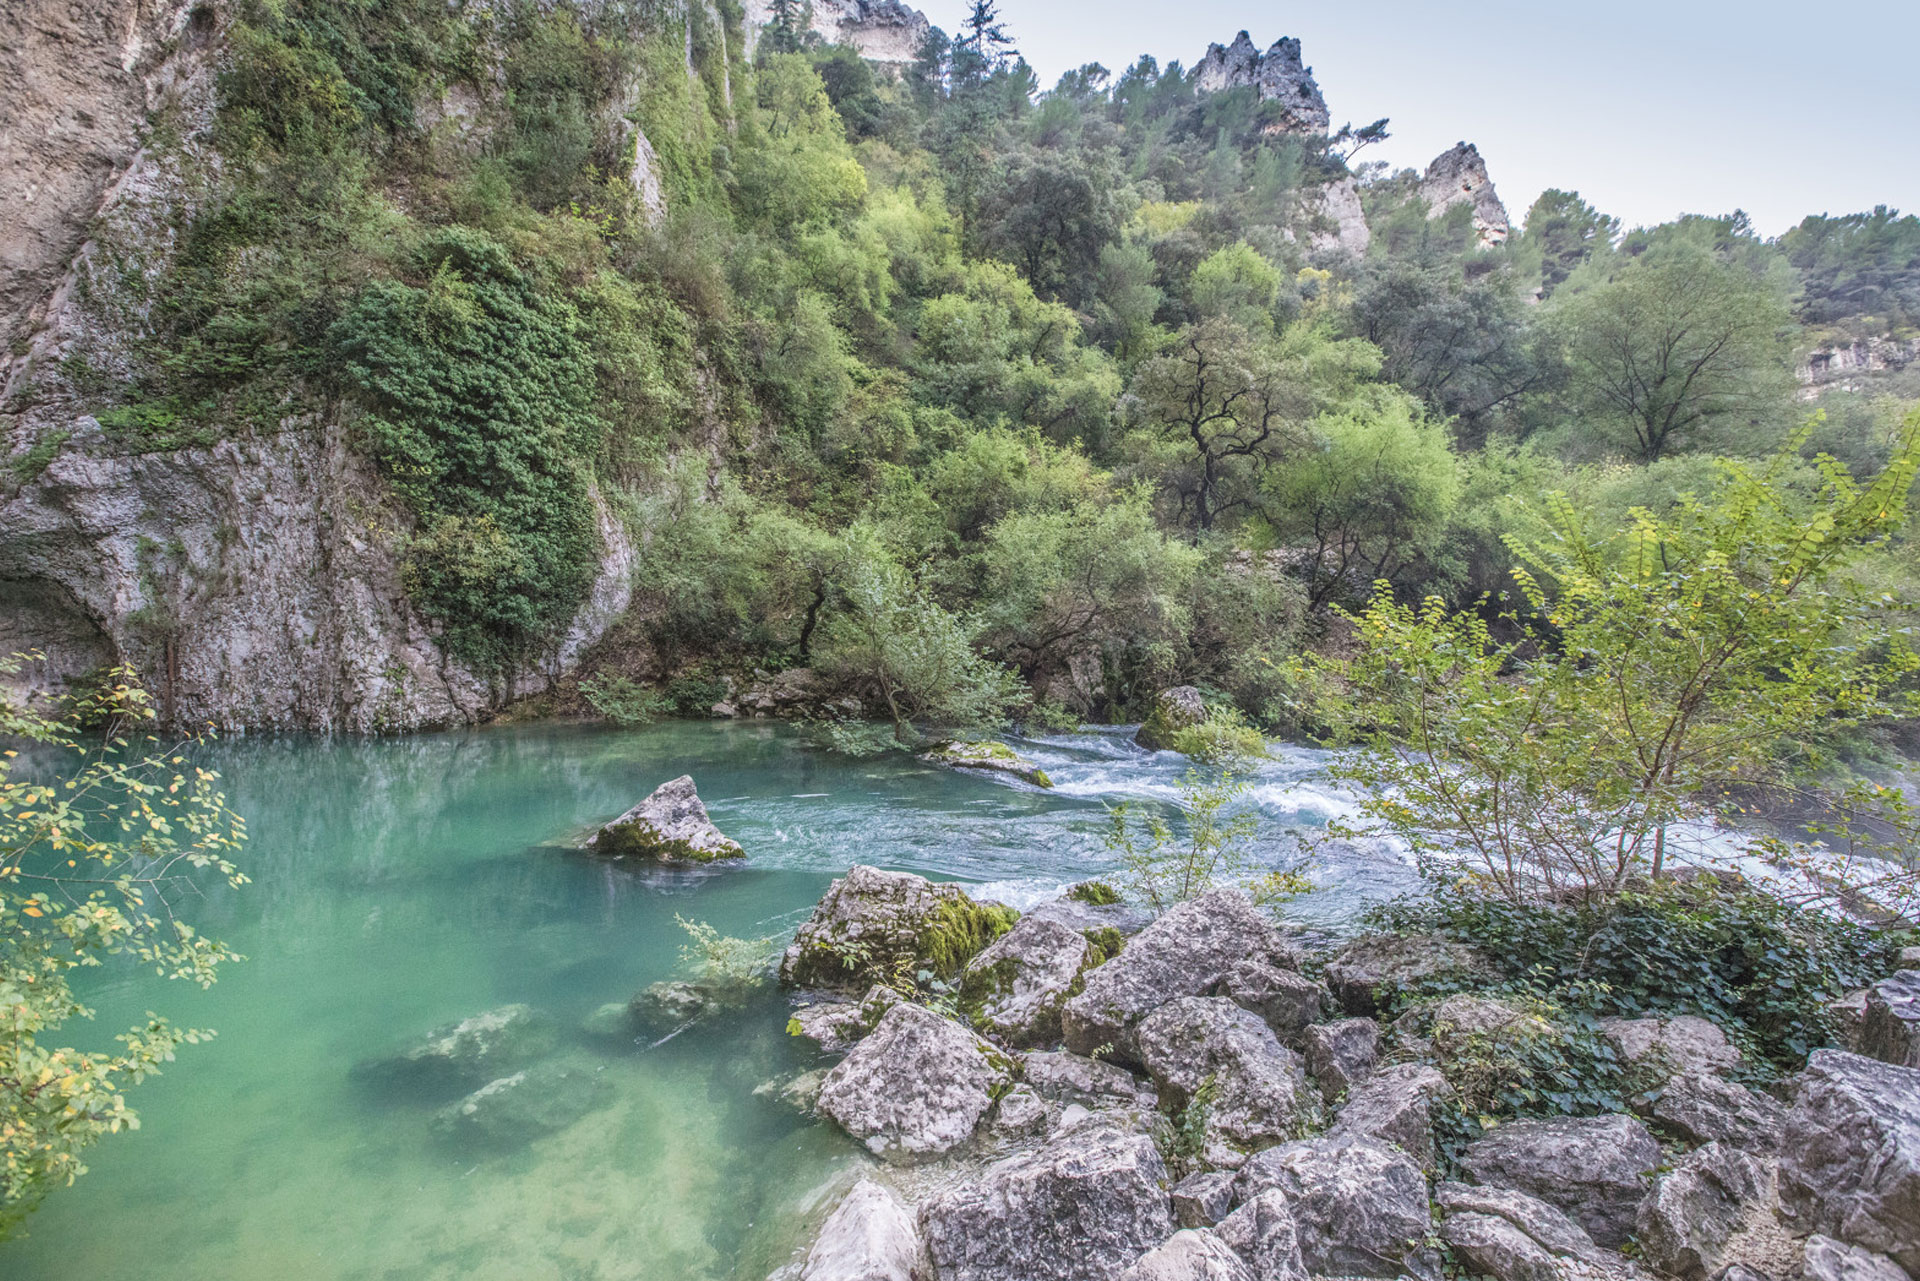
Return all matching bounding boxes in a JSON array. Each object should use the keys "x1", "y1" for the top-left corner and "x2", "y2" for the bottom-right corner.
[
  {"x1": 578, "y1": 674, "x2": 671, "y2": 725},
  {"x1": 1106, "y1": 769, "x2": 1308, "y2": 912},
  {"x1": 1167, "y1": 705, "x2": 1269, "y2": 766}
]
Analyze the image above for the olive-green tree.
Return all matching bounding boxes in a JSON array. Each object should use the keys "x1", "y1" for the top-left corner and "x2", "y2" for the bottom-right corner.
[{"x1": 1, "y1": 661, "x2": 247, "y2": 1235}]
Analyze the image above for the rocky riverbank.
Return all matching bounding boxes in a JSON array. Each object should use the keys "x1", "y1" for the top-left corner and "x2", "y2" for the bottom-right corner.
[{"x1": 761, "y1": 866, "x2": 1920, "y2": 1281}]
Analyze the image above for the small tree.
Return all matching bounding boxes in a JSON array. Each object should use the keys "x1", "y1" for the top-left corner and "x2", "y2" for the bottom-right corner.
[
  {"x1": 1, "y1": 659, "x2": 247, "y2": 1234},
  {"x1": 1318, "y1": 415, "x2": 1920, "y2": 902}
]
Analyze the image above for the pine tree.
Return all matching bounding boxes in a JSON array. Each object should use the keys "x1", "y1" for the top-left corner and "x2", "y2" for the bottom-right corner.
[
  {"x1": 953, "y1": 0, "x2": 1014, "y2": 84},
  {"x1": 764, "y1": 0, "x2": 809, "y2": 55}
]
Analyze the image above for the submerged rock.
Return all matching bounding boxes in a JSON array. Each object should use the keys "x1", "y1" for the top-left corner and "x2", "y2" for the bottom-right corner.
[
  {"x1": 1062, "y1": 890, "x2": 1295, "y2": 1066},
  {"x1": 918, "y1": 1115, "x2": 1174, "y2": 1281},
  {"x1": 1135, "y1": 686, "x2": 1207, "y2": 751},
  {"x1": 963, "y1": 915, "x2": 1094, "y2": 1047},
  {"x1": 629, "y1": 980, "x2": 716, "y2": 1036},
  {"x1": 1777, "y1": 1049, "x2": 1920, "y2": 1275},
  {"x1": 429, "y1": 1059, "x2": 613, "y2": 1147},
  {"x1": 1459, "y1": 1114, "x2": 1662, "y2": 1248},
  {"x1": 589, "y1": 775, "x2": 744, "y2": 862},
  {"x1": 798, "y1": 1178, "x2": 928, "y2": 1281},
  {"x1": 352, "y1": 1004, "x2": 555, "y2": 1095},
  {"x1": 1237, "y1": 1135, "x2": 1433, "y2": 1278},
  {"x1": 1136, "y1": 996, "x2": 1311, "y2": 1167},
  {"x1": 781, "y1": 865, "x2": 1016, "y2": 991},
  {"x1": 921, "y1": 740, "x2": 1054, "y2": 788},
  {"x1": 815, "y1": 1004, "x2": 1015, "y2": 1164}
]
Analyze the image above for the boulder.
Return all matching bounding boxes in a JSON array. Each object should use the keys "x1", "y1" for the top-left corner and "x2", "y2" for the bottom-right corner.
[
  {"x1": 1136, "y1": 686, "x2": 1207, "y2": 751},
  {"x1": 1331, "y1": 1063, "x2": 1453, "y2": 1170},
  {"x1": 789, "y1": 999, "x2": 871, "y2": 1055},
  {"x1": 1237, "y1": 1136, "x2": 1432, "y2": 1278},
  {"x1": 816, "y1": 1004, "x2": 1015, "y2": 1165},
  {"x1": 921, "y1": 741, "x2": 1054, "y2": 789},
  {"x1": 1833, "y1": 990, "x2": 1871, "y2": 1053},
  {"x1": 1171, "y1": 1169, "x2": 1240, "y2": 1228},
  {"x1": 351, "y1": 1004, "x2": 555, "y2": 1095},
  {"x1": 1459, "y1": 1114, "x2": 1662, "y2": 1248},
  {"x1": 1777, "y1": 1049, "x2": 1920, "y2": 1275},
  {"x1": 1430, "y1": 994, "x2": 1556, "y2": 1048},
  {"x1": 630, "y1": 980, "x2": 717, "y2": 1036},
  {"x1": 799, "y1": 1178, "x2": 929, "y2": 1281},
  {"x1": 1636, "y1": 1142, "x2": 1772, "y2": 1279},
  {"x1": 428, "y1": 1060, "x2": 613, "y2": 1147},
  {"x1": 918, "y1": 1116, "x2": 1175, "y2": 1281},
  {"x1": 1214, "y1": 959, "x2": 1326, "y2": 1045},
  {"x1": 1325, "y1": 933, "x2": 1490, "y2": 1016},
  {"x1": 1435, "y1": 1182, "x2": 1632, "y2": 1281},
  {"x1": 1649, "y1": 1073, "x2": 1787, "y2": 1154},
  {"x1": 985, "y1": 1085, "x2": 1050, "y2": 1141},
  {"x1": 1598, "y1": 1015, "x2": 1741, "y2": 1077},
  {"x1": 1118, "y1": 1230, "x2": 1256, "y2": 1281},
  {"x1": 1861, "y1": 971, "x2": 1920, "y2": 1068},
  {"x1": 1136, "y1": 997, "x2": 1311, "y2": 1167},
  {"x1": 1214, "y1": 1188, "x2": 1308, "y2": 1281},
  {"x1": 1027, "y1": 896, "x2": 1157, "y2": 937},
  {"x1": 963, "y1": 915, "x2": 1094, "y2": 1047},
  {"x1": 589, "y1": 775, "x2": 744, "y2": 861},
  {"x1": 1800, "y1": 1235, "x2": 1912, "y2": 1281},
  {"x1": 1024, "y1": 1051, "x2": 1158, "y2": 1111},
  {"x1": 781, "y1": 865, "x2": 1016, "y2": 991},
  {"x1": 1063, "y1": 890, "x2": 1295, "y2": 1066},
  {"x1": 1301, "y1": 1017, "x2": 1379, "y2": 1103}
]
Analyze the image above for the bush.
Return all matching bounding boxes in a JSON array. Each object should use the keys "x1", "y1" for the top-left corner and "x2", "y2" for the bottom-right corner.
[
  {"x1": 1167, "y1": 705, "x2": 1268, "y2": 766},
  {"x1": 578, "y1": 674, "x2": 671, "y2": 725},
  {"x1": 1106, "y1": 769, "x2": 1308, "y2": 912}
]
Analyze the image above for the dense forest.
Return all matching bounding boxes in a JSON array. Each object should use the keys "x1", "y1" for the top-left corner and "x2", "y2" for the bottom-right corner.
[{"x1": 55, "y1": 0, "x2": 1920, "y2": 743}]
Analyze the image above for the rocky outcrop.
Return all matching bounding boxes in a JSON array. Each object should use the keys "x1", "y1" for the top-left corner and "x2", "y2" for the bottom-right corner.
[
  {"x1": 351, "y1": 1004, "x2": 555, "y2": 1095},
  {"x1": 1304, "y1": 175, "x2": 1372, "y2": 257},
  {"x1": 1860, "y1": 971, "x2": 1920, "y2": 1068},
  {"x1": 1062, "y1": 890, "x2": 1296, "y2": 1066},
  {"x1": 1023, "y1": 1051, "x2": 1158, "y2": 1112},
  {"x1": 1435, "y1": 1182, "x2": 1638, "y2": 1281},
  {"x1": 428, "y1": 1059, "x2": 613, "y2": 1147},
  {"x1": 918, "y1": 1115, "x2": 1175, "y2": 1281},
  {"x1": 742, "y1": 0, "x2": 930, "y2": 68},
  {"x1": 1799, "y1": 336, "x2": 1920, "y2": 398},
  {"x1": 1649, "y1": 1072, "x2": 1787, "y2": 1154},
  {"x1": 590, "y1": 775, "x2": 744, "y2": 862},
  {"x1": 1193, "y1": 34, "x2": 1330, "y2": 133},
  {"x1": 1237, "y1": 1135, "x2": 1433, "y2": 1278},
  {"x1": 1777, "y1": 1049, "x2": 1920, "y2": 1275},
  {"x1": 799, "y1": 1178, "x2": 929, "y2": 1281},
  {"x1": 1459, "y1": 1114, "x2": 1662, "y2": 1248},
  {"x1": 815, "y1": 1003, "x2": 1015, "y2": 1164},
  {"x1": 1135, "y1": 686, "x2": 1207, "y2": 751},
  {"x1": 781, "y1": 865, "x2": 1015, "y2": 991},
  {"x1": 1136, "y1": 997, "x2": 1311, "y2": 1167},
  {"x1": 963, "y1": 915, "x2": 1093, "y2": 1047},
  {"x1": 1417, "y1": 143, "x2": 1510, "y2": 248},
  {"x1": 1118, "y1": 1230, "x2": 1255, "y2": 1281}
]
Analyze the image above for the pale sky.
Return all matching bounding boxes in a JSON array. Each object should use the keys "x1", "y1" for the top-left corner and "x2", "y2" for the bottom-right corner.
[{"x1": 915, "y1": 0, "x2": 1920, "y2": 237}]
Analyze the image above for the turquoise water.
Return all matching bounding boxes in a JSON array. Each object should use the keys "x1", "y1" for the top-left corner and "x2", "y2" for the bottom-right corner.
[{"x1": 0, "y1": 721, "x2": 1418, "y2": 1281}]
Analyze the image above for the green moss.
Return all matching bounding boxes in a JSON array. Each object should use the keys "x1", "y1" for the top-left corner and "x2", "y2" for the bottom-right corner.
[
  {"x1": 1080, "y1": 927, "x2": 1126, "y2": 968},
  {"x1": 9, "y1": 431, "x2": 70, "y2": 484},
  {"x1": 917, "y1": 898, "x2": 1018, "y2": 981},
  {"x1": 1066, "y1": 880, "x2": 1121, "y2": 906},
  {"x1": 594, "y1": 820, "x2": 742, "y2": 863},
  {"x1": 1031, "y1": 769, "x2": 1054, "y2": 789}
]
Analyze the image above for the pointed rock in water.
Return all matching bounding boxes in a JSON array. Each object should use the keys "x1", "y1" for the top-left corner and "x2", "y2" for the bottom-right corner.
[
  {"x1": 590, "y1": 775, "x2": 744, "y2": 862},
  {"x1": 351, "y1": 1004, "x2": 555, "y2": 1096},
  {"x1": 781, "y1": 865, "x2": 1016, "y2": 991},
  {"x1": 798, "y1": 1178, "x2": 928, "y2": 1281},
  {"x1": 429, "y1": 1059, "x2": 614, "y2": 1148},
  {"x1": 815, "y1": 1003, "x2": 1014, "y2": 1164},
  {"x1": 921, "y1": 740, "x2": 1054, "y2": 788}
]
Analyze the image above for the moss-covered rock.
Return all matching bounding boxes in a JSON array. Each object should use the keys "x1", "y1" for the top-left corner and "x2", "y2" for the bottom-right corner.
[
  {"x1": 588, "y1": 774, "x2": 744, "y2": 863},
  {"x1": 780, "y1": 865, "x2": 1019, "y2": 991},
  {"x1": 1067, "y1": 880, "x2": 1123, "y2": 906},
  {"x1": 921, "y1": 740, "x2": 1054, "y2": 788},
  {"x1": 1134, "y1": 686, "x2": 1206, "y2": 751}
]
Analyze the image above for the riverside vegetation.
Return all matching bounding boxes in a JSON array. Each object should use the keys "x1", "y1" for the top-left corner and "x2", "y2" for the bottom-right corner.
[{"x1": 4, "y1": 0, "x2": 1920, "y2": 1267}]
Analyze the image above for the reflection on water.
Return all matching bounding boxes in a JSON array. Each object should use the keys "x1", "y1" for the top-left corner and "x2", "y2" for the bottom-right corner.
[{"x1": 0, "y1": 720, "x2": 1416, "y2": 1281}]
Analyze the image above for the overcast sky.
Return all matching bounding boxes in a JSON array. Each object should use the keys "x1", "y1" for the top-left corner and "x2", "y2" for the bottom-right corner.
[{"x1": 913, "y1": 0, "x2": 1920, "y2": 237}]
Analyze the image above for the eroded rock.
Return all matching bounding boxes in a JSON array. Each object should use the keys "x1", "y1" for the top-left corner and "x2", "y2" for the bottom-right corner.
[
  {"x1": 922, "y1": 741, "x2": 1054, "y2": 788},
  {"x1": 1777, "y1": 1049, "x2": 1920, "y2": 1275},
  {"x1": 1172, "y1": 1169, "x2": 1239, "y2": 1229},
  {"x1": 781, "y1": 865, "x2": 1015, "y2": 991},
  {"x1": 1460, "y1": 1114, "x2": 1662, "y2": 1248},
  {"x1": 1801, "y1": 1235, "x2": 1912, "y2": 1281},
  {"x1": 1636, "y1": 1142, "x2": 1772, "y2": 1279},
  {"x1": 590, "y1": 775, "x2": 744, "y2": 862},
  {"x1": 1237, "y1": 1136, "x2": 1432, "y2": 1278},
  {"x1": 963, "y1": 914, "x2": 1093, "y2": 1047},
  {"x1": 1024, "y1": 1051, "x2": 1157, "y2": 1111},
  {"x1": 1435, "y1": 1182, "x2": 1633, "y2": 1281},
  {"x1": 1215, "y1": 1188, "x2": 1308, "y2": 1281},
  {"x1": 1214, "y1": 959, "x2": 1325, "y2": 1045},
  {"x1": 1137, "y1": 997, "x2": 1311, "y2": 1167},
  {"x1": 816, "y1": 1004, "x2": 1015, "y2": 1165}
]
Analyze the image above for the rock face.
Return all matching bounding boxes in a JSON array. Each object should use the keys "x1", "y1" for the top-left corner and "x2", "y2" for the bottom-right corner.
[
  {"x1": 1305, "y1": 175, "x2": 1372, "y2": 257},
  {"x1": 1860, "y1": 971, "x2": 1920, "y2": 1068},
  {"x1": 815, "y1": 1004, "x2": 1014, "y2": 1164},
  {"x1": 1301, "y1": 1017, "x2": 1379, "y2": 1103},
  {"x1": 1325, "y1": 932, "x2": 1488, "y2": 1016},
  {"x1": 782, "y1": 865, "x2": 1013, "y2": 991},
  {"x1": 1416, "y1": 143, "x2": 1510, "y2": 248},
  {"x1": 428, "y1": 1059, "x2": 613, "y2": 1147},
  {"x1": 1193, "y1": 33, "x2": 1331, "y2": 133},
  {"x1": 1459, "y1": 1114, "x2": 1662, "y2": 1248},
  {"x1": 1635, "y1": 1142, "x2": 1772, "y2": 1279},
  {"x1": 1800, "y1": 336, "x2": 1920, "y2": 398},
  {"x1": 1598, "y1": 1015, "x2": 1740, "y2": 1077},
  {"x1": 1649, "y1": 1072, "x2": 1787, "y2": 1154},
  {"x1": 1135, "y1": 686, "x2": 1208, "y2": 750},
  {"x1": 799, "y1": 1178, "x2": 929, "y2": 1281},
  {"x1": 1137, "y1": 997, "x2": 1310, "y2": 1167},
  {"x1": 1215, "y1": 1189, "x2": 1308, "y2": 1281},
  {"x1": 352, "y1": 1004, "x2": 555, "y2": 1095},
  {"x1": 1063, "y1": 890, "x2": 1295, "y2": 1065},
  {"x1": 963, "y1": 915, "x2": 1093, "y2": 1047},
  {"x1": 918, "y1": 1116, "x2": 1175, "y2": 1281},
  {"x1": 1777, "y1": 1049, "x2": 1920, "y2": 1275},
  {"x1": 1330, "y1": 1063, "x2": 1452, "y2": 1170},
  {"x1": 1238, "y1": 1136, "x2": 1433, "y2": 1278},
  {"x1": 590, "y1": 776, "x2": 744, "y2": 862},
  {"x1": 1435, "y1": 1182, "x2": 1632, "y2": 1281},
  {"x1": 742, "y1": 0, "x2": 930, "y2": 68},
  {"x1": 1118, "y1": 1230, "x2": 1256, "y2": 1281}
]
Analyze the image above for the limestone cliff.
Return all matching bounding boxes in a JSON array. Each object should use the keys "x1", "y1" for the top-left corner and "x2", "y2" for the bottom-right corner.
[
  {"x1": 741, "y1": 0, "x2": 930, "y2": 68},
  {"x1": 1193, "y1": 32, "x2": 1330, "y2": 133},
  {"x1": 1798, "y1": 334, "x2": 1920, "y2": 399},
  {"x1": 1417, "y1": 142, "x2": 1510, "y2": 249}
]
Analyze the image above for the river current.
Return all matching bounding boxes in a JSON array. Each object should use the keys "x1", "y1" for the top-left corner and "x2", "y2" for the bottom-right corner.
[{"x1": 0, "y1": 720, "x2": 1421, "y2": 1281}]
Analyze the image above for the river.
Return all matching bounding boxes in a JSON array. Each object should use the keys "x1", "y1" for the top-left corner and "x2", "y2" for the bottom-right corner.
[{"x1": 0, "y1": 720, "x2": 1420, "y2": 1281}]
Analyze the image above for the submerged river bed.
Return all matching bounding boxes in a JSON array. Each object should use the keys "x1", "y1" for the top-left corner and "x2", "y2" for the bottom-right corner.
[{"x1": 0, "y1": 720, "x2": 1421, "y2": 1281}]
